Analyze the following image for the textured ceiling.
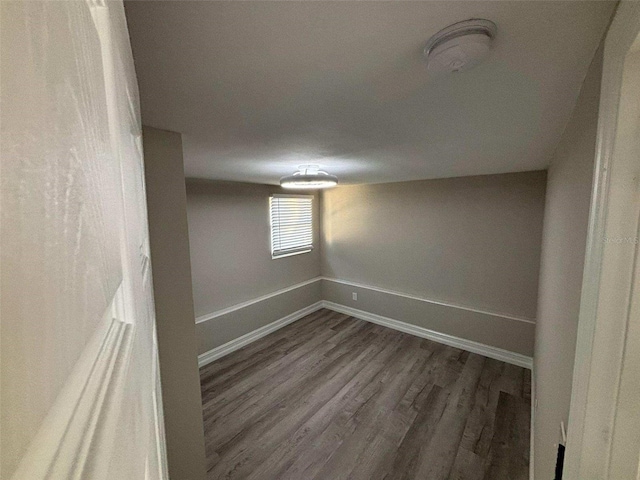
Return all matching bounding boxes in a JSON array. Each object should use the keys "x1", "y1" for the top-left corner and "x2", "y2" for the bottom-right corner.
[{"x1": 126, "y1": 1, "x2": 615, "y2": 185}]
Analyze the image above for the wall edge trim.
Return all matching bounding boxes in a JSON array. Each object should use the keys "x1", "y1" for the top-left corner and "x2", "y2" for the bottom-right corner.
[
  {"x1": 195, "y1": 277, "x2": 322, "y2": 324},
  {"x1": 321, "y1": 300, "x2": 533, "y2": 369},
  {"x1": 321, "y1": 276, "x2": 536, "y2": 325}
]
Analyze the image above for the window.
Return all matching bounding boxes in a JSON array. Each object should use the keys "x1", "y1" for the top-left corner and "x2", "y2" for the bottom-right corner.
[{"x1": 270, "y1": 194, "x2": 313, "y2": 258}]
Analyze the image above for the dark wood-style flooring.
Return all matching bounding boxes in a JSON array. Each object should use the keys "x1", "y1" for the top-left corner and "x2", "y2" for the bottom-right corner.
[{"x1": 200, "y1": 308, "x2": 531, "y2": 480}]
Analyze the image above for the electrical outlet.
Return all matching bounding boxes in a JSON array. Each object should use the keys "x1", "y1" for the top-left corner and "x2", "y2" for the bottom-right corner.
[{"x1": 352, "y1": 292, "x2": 358, "y2": 301}]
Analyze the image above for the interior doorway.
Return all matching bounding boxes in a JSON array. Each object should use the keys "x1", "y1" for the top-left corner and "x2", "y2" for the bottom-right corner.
[{"x1": 565, "y1": 3, "x2": 640, "y2": 478}]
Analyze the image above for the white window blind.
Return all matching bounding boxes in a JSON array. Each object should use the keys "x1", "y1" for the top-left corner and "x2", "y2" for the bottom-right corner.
[{"x1": 270, "y1": 195, "x2": 313, "y2": 258}]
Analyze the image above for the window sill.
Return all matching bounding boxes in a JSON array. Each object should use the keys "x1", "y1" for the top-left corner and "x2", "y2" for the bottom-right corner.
[{"x1": 271, "y1": 249, "x2": 312, "y2": 260}]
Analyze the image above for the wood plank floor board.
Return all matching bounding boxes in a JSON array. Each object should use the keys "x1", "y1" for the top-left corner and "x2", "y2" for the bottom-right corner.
[
  {"x1": 246, "y1": 332, "x2": 419, "y2": 480},
  {"x1": 383, "y1": 384, "x2": 449, "y2": 480},
  {"x1": 207, "y1": 327, "x2": 399, "y2": 478},
  {"x1": 311, "y1": 337, "x2": 428, "y2": 480},
  {"x1": 201, "y1": 310, "x2": 346, "y2": 387},
  {"x1": 202, "y1": 322, "x2": 353, "y2": 425},
  {"x1": 200, "y1": 309, "x2": 530, "y2": 479},
  {"x1": 268, "y1": 332, "x2": 420, "y2": 480},
  {"x1": 448, "y1": 447, "x2": 486, "y2": 480},
  {"x1": 200, "y1": 309, "x2": 341, "y2": 381},
  {"x1": 484, "y1": 392, "x2": 530, "y2": 480},
  {"x1": 203, "y1": 330, "x2": 367, "y2": 448},
  {"x1": 457, "y1": 358, "x2": 504, "y2": 458},
  {"x1": 413, "y1": 354, "x2": 485, "y2": 480}
]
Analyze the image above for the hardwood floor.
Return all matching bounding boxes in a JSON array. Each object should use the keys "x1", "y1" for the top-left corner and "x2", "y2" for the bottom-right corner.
[{"x1": 200, "y1": 309, "x2": 531, "y2": 480}]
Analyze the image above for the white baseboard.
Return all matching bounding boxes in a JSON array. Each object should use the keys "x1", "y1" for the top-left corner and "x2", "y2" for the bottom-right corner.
[
  {"x1": 530, "y1": 365, "x2": 536, "y2": 479},
  {"x1": 198, "y1": 297, "x2": 533, "y2": 369},
  {"x1": 321, "y1": 301, "x2": 533, "y2": 369},
  {"x1": 198, "y1": 301, "x2": 324, "y2": 368}
]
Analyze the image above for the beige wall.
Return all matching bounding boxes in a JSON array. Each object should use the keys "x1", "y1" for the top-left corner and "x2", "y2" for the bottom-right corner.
[
  {"x1": 186, "y1": 180, "x2": 321, "y2": 317},
  {"x1": 143, "y1": 127, "x2": 206, "y2": 480},
  {"x1": 321, "y1": 172, "x2": 546, "y2": 321},
  {"x1": 189, "y1": 173, "x2": 543, "y2": 359},
  {"x1": 186, "y1": 180, "x2": 322, "y2": 353},
  {"x1": 533, "y1": 46, "x2": 603, "y2": 480}
]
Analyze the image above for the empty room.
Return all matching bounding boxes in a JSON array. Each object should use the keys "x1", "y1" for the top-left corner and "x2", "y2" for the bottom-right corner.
[{"x1": 3, "y1": 1, "x2": 640, "y2": 480}]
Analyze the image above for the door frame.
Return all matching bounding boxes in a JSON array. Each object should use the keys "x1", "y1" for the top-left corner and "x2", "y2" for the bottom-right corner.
[{"x1": 564, "y1": 2, "x2": 640, "y2": 478}]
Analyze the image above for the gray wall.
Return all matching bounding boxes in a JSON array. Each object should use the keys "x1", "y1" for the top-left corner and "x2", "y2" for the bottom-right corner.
[
  {"x1": 198, "y1": 281, "x2": 322, "y2": 354},
  {"x1": 321, "y1": 172, "x2": 546, "y2": 355},
  {"x1": 321, "y1": 172, "x2": 546, "y2": 319},
  {"x1": 533, "y1": 46, "x2": 603, "y2": 480},
  {"x1": 143, "y1": 127, "x2": 207, "y2": 480},
  {"x1": 186, "y1": 180, "x2": 322, "y2": 354}
]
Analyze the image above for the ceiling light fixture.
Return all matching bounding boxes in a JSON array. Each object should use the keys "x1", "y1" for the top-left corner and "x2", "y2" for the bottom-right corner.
[
  {"x1": 423, "y1": 19, "x2": 497, "y2": 73},
  {"x1": 280, "y1": 165, "x2": 338, "y2": 190}
]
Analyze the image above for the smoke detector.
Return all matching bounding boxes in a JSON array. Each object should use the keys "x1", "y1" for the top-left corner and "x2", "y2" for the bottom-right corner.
[{"x1": 423, "y1": 19, "x2": 497, "y2": 73}]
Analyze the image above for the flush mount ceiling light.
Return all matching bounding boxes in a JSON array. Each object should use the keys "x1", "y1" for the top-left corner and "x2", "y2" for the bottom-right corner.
[
  {"x1": 423, "y1": 19, "x2": 497, "y2": 73},
  {"x1": 280, "y1": 165, "x2": 338, "y2": 190}
]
